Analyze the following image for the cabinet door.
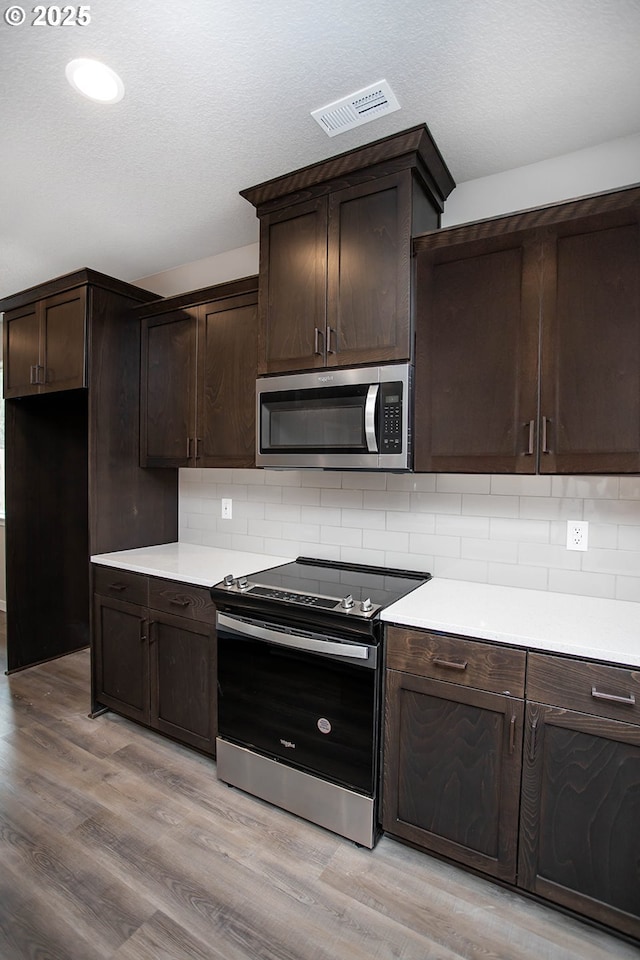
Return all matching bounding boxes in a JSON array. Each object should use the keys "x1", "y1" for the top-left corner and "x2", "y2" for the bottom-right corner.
[
  {"x1": 327, "y1": 173, "x2": 413, "y2": 368},
  {"x1": 519, "y1": 702, "x2": 640, "y2": 939},
  {"x1": 258, "y1": 197, "x2": 328, "y2": 374},
  {"x1": 140, "y1": 309, "x2": 197, "y2": 467},
  {"x1": 42, "y1": 287, "x2": 87, "y2": 392},
  {"x1": 414, "y1": 231, "x2": 540, "y2": 473},
  {"x1": 197, "y1": 293, "x2": 257, "y2": 467},
  {"x1": 149, "y1": 610, "x2": 217, "y2": 755},
  {"x1": 539, "y1": 204, "x2": 640, "y2": 473},
  {"x1": 3, "y1": 302, "x2": 41, "y2": 398},
  {"x1": 383, "y1": 670, "x2": 524, "y2": 881},
  {"x1": 93, "y1": 594, "x2": 149, "y2": 724}
]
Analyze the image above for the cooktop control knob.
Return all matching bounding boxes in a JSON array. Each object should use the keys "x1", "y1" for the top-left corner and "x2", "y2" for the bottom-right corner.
[
  {"x1": 223, "y1": 574, "x2": 235, "y2": 587},
  {"x1": 360, "y1": 597, "x2": 373, "y2": 612},
  {"x1": 340, "y1": 594, "x2": 355, "y2": 610},
  {"x1": 237, "y1": 577, "x2": 250, "y2": 590}
]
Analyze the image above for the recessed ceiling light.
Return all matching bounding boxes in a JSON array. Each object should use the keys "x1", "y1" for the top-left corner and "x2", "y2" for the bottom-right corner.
[{"x1": 65, "y1": 58, "x2": 124, "y2": 104}]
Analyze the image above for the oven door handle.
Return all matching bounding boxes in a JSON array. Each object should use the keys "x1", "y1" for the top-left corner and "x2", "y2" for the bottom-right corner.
[
  {"x1": 364, "y1": 384, "x2": 379, "y2": 453},
  {"x1": 217, "y1": 613, "x2": 370, "y2": 661}
]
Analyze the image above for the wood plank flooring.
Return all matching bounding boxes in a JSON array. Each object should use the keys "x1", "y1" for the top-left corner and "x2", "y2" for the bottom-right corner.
[{"x1": 0, "y1": 618, "x2": 638, "y2": 960}]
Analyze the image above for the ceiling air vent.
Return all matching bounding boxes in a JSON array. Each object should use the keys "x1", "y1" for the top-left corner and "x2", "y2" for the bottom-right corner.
[{"x1": 311, "y1": 80, "x2": 400, "y2": 137}]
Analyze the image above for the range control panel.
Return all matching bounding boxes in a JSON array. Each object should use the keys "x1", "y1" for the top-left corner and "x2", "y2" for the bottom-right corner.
[{"x1": 379, "y1": 381, "x2": 403, "y2": 453}]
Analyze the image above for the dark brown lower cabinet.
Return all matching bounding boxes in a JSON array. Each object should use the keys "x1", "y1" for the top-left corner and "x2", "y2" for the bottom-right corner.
[
  {"x1": 384, "y1": 630, "x2": 640, "y2": 942},
  {"x1": 383, "y1": 626, "x2": 526, "y2": 882},
  {"x1": 92, "y1": 568, "x2": 217, "y2": 756},
  {"x1": 518, "y1": 654, "x2": 640, "y2": 940}
]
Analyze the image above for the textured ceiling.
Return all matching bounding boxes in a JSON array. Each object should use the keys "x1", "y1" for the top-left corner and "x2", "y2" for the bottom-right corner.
[{"x1": 1, "y1": 0, "x2": 639, "y2": 299}]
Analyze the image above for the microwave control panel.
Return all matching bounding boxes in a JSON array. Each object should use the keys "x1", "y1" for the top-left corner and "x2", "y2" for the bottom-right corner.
[{"x1": 379, "y1": 382, "x2": 403, "y2": 453}]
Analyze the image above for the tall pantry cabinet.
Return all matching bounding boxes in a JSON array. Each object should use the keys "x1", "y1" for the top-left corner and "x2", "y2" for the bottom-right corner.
[{"x1": 1, "y1": 268, "x2": 178, "y2": 672}]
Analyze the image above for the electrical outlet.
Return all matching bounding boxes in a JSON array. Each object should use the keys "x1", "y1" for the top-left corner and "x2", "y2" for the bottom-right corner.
[
  {"x1": 221, "y1": 498, "x2": 232, "y2": 520},
  {"x1": 566, "y1": 520, "x2": 588, "y2": 551}
]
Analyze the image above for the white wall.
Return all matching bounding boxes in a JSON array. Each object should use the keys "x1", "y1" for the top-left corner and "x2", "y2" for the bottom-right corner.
[
  {"x1": 136, "y1": 242, "x2": 259, "y2": 298},
  {"x1": 166, "y1": 133, "x2": 640, "y2": 602}
]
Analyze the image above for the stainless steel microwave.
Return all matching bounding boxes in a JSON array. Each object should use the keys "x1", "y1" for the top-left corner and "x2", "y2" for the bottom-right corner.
[{"x1": 256, "y1": 363, "x2": 412, "y2": 470}]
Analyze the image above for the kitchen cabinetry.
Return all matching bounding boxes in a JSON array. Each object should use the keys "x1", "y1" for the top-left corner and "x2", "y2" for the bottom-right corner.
[
  {"x1": 93, "y1": 566, "x2": 217, "y2": 755},
  {"x1": 383, "y1": 625, "x2": 526, "y2": 882},
  {"x1": 139, "y1": 276, "x2": 258, "y2": 468},
  {"x1": 413, "y1": 184, "x2": 640, "y2": 474},
  {"x1": 1, "y1": 269, "x2": 178, "y2": 672},
  {"x1": 241, "y1": 124, "x2": 455, "y2": 375},
  {"x1": 3, "y1": 286, "x2": 87, "y2": 398},
  {"x1": 519, "y1": 653, "x2": 640, "y2": 940}
]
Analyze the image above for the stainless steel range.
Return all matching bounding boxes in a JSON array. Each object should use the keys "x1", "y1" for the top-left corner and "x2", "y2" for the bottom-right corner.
[{"x1": 211, "y1": 557, "x2": 430, "y2": 847}]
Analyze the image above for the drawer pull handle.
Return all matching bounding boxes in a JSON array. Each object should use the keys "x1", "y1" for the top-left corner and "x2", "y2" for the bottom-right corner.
[
  {"x1": 591, "y1": 686, "x2": 636, "y2": 707},
  {"x1": 108, "y1": 582, "x2": 127, "y2": 592},
  {"x1": 169, "y1": 597, "x2": 191, "y2": 608},
  {"x1": 432, "y1": 657, "x2": 468, "y2": 671}
]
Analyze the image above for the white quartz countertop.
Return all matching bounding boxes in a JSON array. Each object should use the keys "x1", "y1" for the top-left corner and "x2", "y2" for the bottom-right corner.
[
  {"x1": 382, "y1": 578, "x2": 640, "y2": 668},
  {"x1": 90, "y1": 542, "x2": 295, "y2": 588}
]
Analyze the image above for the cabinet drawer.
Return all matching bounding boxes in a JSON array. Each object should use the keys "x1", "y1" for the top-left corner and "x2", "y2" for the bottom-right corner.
[
  {"x1": 527, "y1": 653, "x2": 640, "y2": 723},
  {"x1": 93, "y1": 566, "x2": 148, "y2": 605},
  {"x1": 386, "y1": 625, "x2": 526, "y2": 697},
  {"x1": 149, "y1": 578, "x2": 216, "y2": 625}
]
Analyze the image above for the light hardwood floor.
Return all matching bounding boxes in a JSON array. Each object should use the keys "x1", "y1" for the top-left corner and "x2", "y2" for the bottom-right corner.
[{"x1": 0, "y1": 617, "x2": 638, "y2": 960}]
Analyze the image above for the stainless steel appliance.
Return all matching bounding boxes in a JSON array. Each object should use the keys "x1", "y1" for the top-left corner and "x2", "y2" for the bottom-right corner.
[
  {"x1": 211, "y1": 558, "x2": 430, "y2": 847},
  {"x1": 256, "y1": 363, "x2": 412, "y2": 470}
]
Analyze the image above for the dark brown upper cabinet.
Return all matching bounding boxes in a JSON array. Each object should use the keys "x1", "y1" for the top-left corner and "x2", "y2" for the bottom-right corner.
[
  {"x1": 0, "y1": 268, "x2": 178, "y2": 673},
  {"x1": 3, "y1": 286, "x2": 87, "y2": 398},
  {"x1": 414, "y1": 185, "x2": 640, "y2": 474},
  {"x1": 139, "y1": 276, "x2": 258, "y2": 468},
  {"x1": 241, "y1": 124, "x2": 455, "y2": 375}
]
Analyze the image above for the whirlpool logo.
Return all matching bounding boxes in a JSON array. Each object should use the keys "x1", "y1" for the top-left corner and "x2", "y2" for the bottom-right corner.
[
  {"x1": 317, "y1": 375, "x2": 334, "y2": 383},
  {"x1": 280, "y1": 739, "x2": 296, "y2": 749}
]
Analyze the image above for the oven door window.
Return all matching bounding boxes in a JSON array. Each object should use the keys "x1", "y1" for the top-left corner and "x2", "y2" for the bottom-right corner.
[
  {"x1": 218, "y1": 632, "x2": 377, "y2": 795},
  {"x1": 260, "y1": 385, "x2": 370, "y2": 454}
]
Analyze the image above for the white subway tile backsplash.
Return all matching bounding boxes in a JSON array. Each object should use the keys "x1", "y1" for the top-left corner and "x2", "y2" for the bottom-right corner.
[
  {"x1": 490, "y1": 518, "x2": 550, "y2": 543},
  {"x1": 490, "y1": 474, "x2": 552, "y2": 497},
  {"x1": 342, "y1": 508, "x2": 386, "y2": 530},
  {"x1": 364, "y1": 490, "x2": 411, "y2": 511},
  {"x1": 433, "y1": 558, "x2": 488, "y2": 583},
  {"x1": 548, "y1": 569, "x2": 616, "y2": 599},
  {"x1": 488, "y1": 563, "x2": 548, "y2": 591},
  {"x1": 436, "y1": 474, "x2": 491, "y2": 494},
  {"x1": 463, "y1": 494, "x2": 519, "y2": 518},
  {"x1": 363, "y1": 528, "x2": 409, "y2": 553},
  {"x1": 615, "y1": 576, "x2": 640, "y2": 602},
  {"x1": 321, "y1": 488, "x2": 364, "y2": 509},
  {"x1": 179, "y1": 469, "x2": 640, "y2": 604},
  {"x1": 386, "y1": 473, "x2": 437, "y2": 492},
  {"x1": 462, "y1": 538, "x2": 519, "y2": 564},
  {"x1": 436, "y1": 515, "x2": 490, "y2": 538},
  {"x1": 410, "y1": 533, "x2": 460, "y2": 558}
]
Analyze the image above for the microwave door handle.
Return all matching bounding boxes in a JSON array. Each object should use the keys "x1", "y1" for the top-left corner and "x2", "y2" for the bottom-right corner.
[{"x1": 365, "y1": 384, "x2": 379, "y2": 453}]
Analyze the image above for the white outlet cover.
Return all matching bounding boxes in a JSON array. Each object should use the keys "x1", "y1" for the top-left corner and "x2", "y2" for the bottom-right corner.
[
  {"x1": 221, "y1": 498, "x2": 232, "y2": 520},
  {"x1": 566, "y1": 520, "x2": 588, "y2": 551}
]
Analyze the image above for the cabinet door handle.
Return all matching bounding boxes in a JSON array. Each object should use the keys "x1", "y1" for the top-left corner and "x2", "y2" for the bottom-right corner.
[
  {"x1": 108, "y1": 582, "x2": 127, "y2": 592},
  {"x1": 591, "y1": 686, "x2": 636, "y2": 706},
  {"x1": 541, "y1": 416, "x2": 551, "y2": 454},
  {"x1": 186, "y1": 437, "x2": 192, "y2": 459},
  {"x1": 169, "y1": 597, "x2": 191, "y2": 608},
  {"x1": 140, "y1": 619, "x2": 148, "y2": 642},
  {"x1": 327, "y1": 327, "x2": 336, "y2": 354},
  {"x1": 525, "y1": 419, "x2": 535, "y2": 455},
  {"x1": 509, "y1": 714, "x2": 516, "y2": 754},
  {"x1": 529, "y1": 716, "x2": 538, "y2": 761},
  {"x1": 432, "y1": 657, "x2": 468, "y2": 671},
  {"x1": 30, "y1": 364, "x2": 38, "y2": 384},
  {"x1": 194, "y1": 437, "x2": 201, "y2": 460},
  {"x1": 314, "y1": 327, "x2": 323, "y2": 356}
]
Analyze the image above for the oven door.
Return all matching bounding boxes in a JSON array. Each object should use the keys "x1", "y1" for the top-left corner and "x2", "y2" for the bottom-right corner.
[{"x1": 216, "y1": 612, "x2": 380, "y2": 796}]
